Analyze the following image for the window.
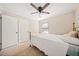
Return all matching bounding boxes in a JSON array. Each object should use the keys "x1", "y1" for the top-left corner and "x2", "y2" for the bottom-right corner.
[{"x1": 39, "y1": 20, "x2": 48, "y2": 33}]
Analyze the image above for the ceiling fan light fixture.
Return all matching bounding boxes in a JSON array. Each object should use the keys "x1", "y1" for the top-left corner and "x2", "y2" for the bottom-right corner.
[{"x1": 30, "y1": 3, "x2": 50, "y2": 14}]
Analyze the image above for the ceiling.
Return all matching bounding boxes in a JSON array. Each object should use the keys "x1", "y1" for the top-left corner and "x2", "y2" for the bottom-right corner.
[{"x1": 0, "y1": 3, "x2": 79, "y2": 20}]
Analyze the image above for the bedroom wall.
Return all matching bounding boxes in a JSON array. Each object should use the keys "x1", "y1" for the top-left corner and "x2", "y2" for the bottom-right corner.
[
  {"x1": 30, "y1": 20, "x2": 39, "y2": 35},
  {"x1": 75, "y1": 6, "x2": 79, "y2": 29},
  {"x1": 48, "y1": 12, "x2": 74, "y2": 35},
  {"x1": 30, "y1": 12, "x2": 75, "y2": 35}
]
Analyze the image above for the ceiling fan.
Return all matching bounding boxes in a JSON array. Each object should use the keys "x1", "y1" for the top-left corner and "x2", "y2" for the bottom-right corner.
[{"x1": 30, "y1": 3, "x2": 50, "y2": 14}]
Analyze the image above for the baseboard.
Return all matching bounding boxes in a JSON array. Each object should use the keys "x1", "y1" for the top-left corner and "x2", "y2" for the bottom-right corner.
[{"x1": 1, "y1": 43, "x2": 18, "y2": 51}]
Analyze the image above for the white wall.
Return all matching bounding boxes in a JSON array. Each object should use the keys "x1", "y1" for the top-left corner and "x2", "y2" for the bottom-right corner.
[
  {"x1": 75, "y1": 6, "x2": 79, "y2": 29},
  {"x1": 48, "y1": 12, "x2": 74, "y2": 35},
  {"x1": 31, "y1": 20, "x2": 39, "y2": 35},
  {"x1": 30, "y1": 12, "x2": 74, "y2": 35},
  {"x1": 30, "y1": 12, "x2": 75, "y2": 35}
]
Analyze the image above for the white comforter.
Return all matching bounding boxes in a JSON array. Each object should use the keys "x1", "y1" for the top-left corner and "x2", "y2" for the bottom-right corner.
[
  {"x1": 31, "y1": 33, "x2": 69, "y2": 56},
  {"x1": 56, "y1": 35, "x2": 79, "y2": 56},
  {"x1": 56, "y1": 35, "x2": 79, "y2": 46}
]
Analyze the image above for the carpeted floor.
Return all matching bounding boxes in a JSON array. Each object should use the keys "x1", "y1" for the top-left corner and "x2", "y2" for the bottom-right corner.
[{"x1": 0, "y1": 42, "x2": 46, "y2": 56}]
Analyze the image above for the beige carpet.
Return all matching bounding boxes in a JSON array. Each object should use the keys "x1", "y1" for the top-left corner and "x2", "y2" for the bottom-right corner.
[{"x1": 0, "y1": 42, "x2": 46, "y2": 56}]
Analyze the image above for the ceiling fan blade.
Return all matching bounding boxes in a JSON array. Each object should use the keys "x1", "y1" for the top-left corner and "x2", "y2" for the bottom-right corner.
[
  {"x1": 31, "y1": 12, "x2": 38, "y2": 14},
  {"x1": 42, "y1": 11, "x2": 50, "y2": 14},
  {"x1": 42, "y1": 3, "x2": 50, "y2": 10},
  {"x1": 30, "y1": 3, "x2": 38, "y2": 10}
]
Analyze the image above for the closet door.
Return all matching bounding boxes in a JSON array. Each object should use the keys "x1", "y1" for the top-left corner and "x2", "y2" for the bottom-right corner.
[
  {"x1": 19, "y1": 19, "x2": 29, "y2": 43},
  {"x1": 0, "y1": 16, "x2": 2, "y2": 50},
  {"x1": 2, "y1": 15, "x2": 18, "y2": 49}
]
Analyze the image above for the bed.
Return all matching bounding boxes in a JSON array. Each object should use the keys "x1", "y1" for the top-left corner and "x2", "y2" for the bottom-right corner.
[
  {"x1": 56, "y1": 35, "x2": 79, "y2": 56},
  {"x1": 31, "y1": 33, "x2": 69, "y2": 56},
  {"x1": 31, "y1": 33, "x2": 79, "y2": 56}
]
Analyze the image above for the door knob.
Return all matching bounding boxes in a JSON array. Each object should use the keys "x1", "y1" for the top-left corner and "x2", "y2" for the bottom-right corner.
[{"x1": 16, "y1": 32, "x2": 18, "y2": 34}]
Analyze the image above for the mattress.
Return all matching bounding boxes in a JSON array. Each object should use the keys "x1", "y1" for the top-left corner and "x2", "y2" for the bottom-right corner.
[
  {"x1": 56, "y1": 35, "x2": 79, "y2": 56},
  {"x1": 31, "y1": 33, "x2": 69, "y2": 56},
  {"x1": 56, "y1": 35, "x2": 79, "y2": 46}
]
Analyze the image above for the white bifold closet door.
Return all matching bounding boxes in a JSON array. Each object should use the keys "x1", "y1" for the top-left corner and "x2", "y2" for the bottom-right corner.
[
  {"x1": 2, "y1": 15, "x2": 18, "y2": 49},
  {"x1": 2, "y1": 15, "x2": 29, "y2": 49},
  {"x1": 19, "y1": 19, "x2": 29, "y2": 43},
  {"x1": 0, "y1": 16, "x2": 2, "y2": 50}
]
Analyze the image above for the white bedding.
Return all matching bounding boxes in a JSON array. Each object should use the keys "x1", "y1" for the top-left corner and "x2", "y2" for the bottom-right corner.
[
  {"x1": 56, "y1": 35, "x2": 79, "y2": 46},
  {"x1": 56, "y1": 35, "x2": 79, "y2": 56},
  {"x1": 31, "y1": 33, "x2": 69, "y2": 56}
]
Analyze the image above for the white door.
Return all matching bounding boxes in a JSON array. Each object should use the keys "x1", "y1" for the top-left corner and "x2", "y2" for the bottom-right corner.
[
  {"x1": 2, "y1": 15, "x2": 18, "y2": 49},
  {"x1": 0, "y1": 16, "x2": 2, "y2": 50},
  {"x1": 19, "y1": 19, "x2": 29, "y2": 43}
]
